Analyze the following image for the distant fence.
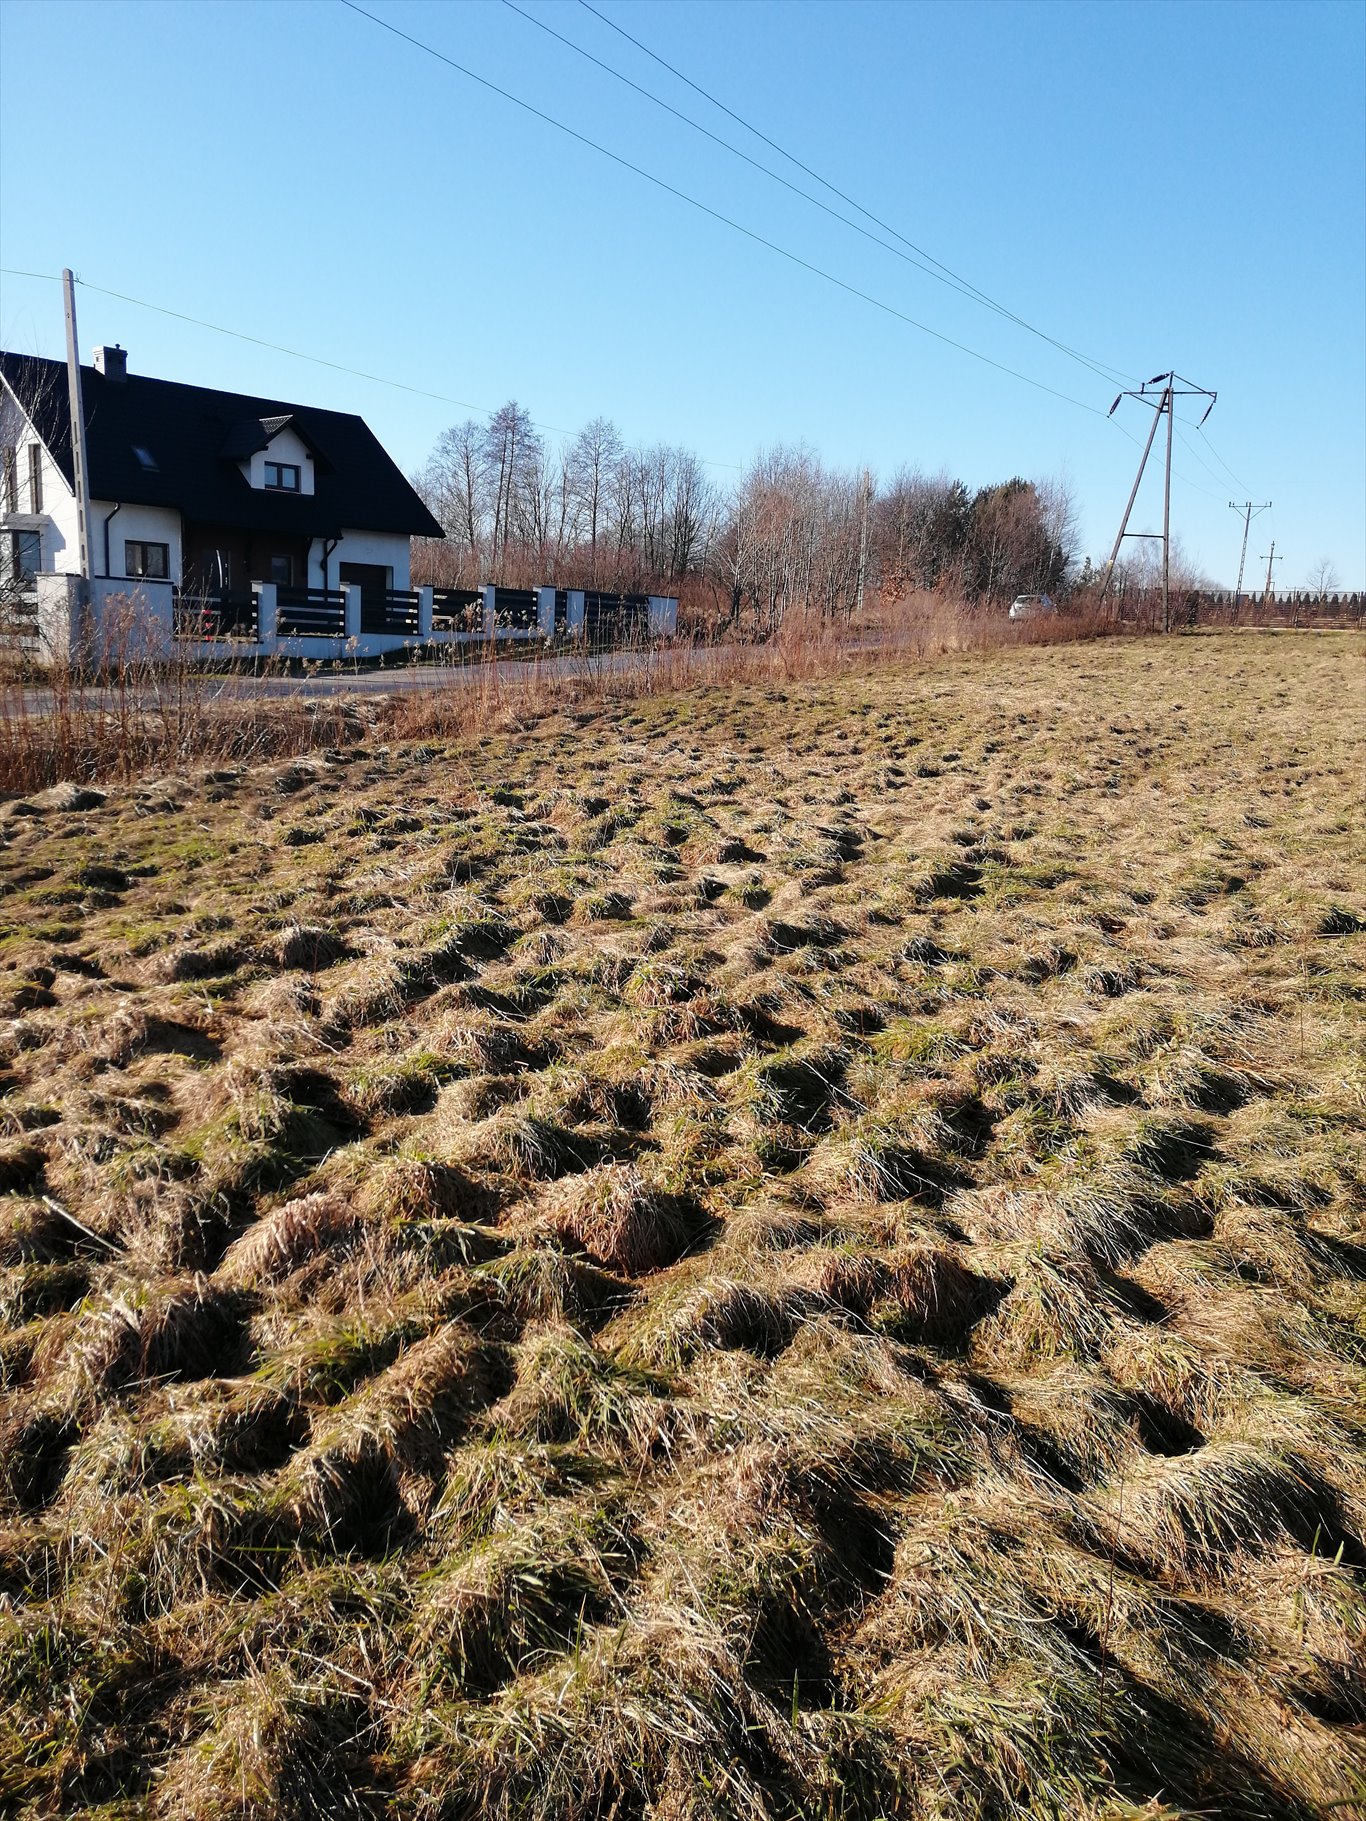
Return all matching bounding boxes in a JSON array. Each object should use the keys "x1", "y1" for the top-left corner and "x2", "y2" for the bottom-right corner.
[{"x1": 1101, "y1": 586, "x2": 1363, "y2": 630}]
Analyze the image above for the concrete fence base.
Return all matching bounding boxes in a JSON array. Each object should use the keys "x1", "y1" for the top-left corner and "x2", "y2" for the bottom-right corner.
[{"x1": 19, "y1": 578, "x2": 681, "y2": 670}]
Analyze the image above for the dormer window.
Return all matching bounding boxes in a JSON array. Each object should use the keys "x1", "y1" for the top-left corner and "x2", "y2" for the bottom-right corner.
[{"x1": 264, "y1": 461, "x2": 301, "y2": 492}]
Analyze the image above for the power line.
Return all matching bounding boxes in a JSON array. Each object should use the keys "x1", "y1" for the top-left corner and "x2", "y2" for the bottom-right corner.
[
  {"x1": 2, "y1": 262, "x2": 1228, "y2": 509},
  {"x1": 336, "y1": 0, "x2": 1111, "y2": 419},
  {"x1": 1110, "y1": 412, "x2": 1225, "y2": 504},
  {"x1": 3, "y1": 268, "x2": 503, "y2": 416},
  {"x1": 577, "y1": 0, "x2": 1135, "y2": 389},
  {"x1": 505, "y1": 0, "x2": 1129, "y2": 389},
  {"x1": 1172, "y1": 424, "x2": 1241, "y2": 499},
  {"x1": 0, "y1": 264, "x2": 743, "y2": 469},
  {"x1": 1194, "y1": 421, "x2": 1255, "y2": 496}
]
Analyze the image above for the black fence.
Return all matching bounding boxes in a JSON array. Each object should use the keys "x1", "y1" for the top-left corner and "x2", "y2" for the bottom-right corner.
[
  {"x1": 583, "y1": 591, "x2": 649, "y2": 639},
  {"x1": 276, "y1": 587, "x2": 346, "y2": 638},
  {"x1": 430, "y1": 587, "x2": 485, "y2": 634},
  {"x1": 173, "y1": 589, "x2": 258, "y2": 641},
  {"x1": 491, "y1": 586, "x2": 539, "y2": 632},
  {"x1": 360, "y1": 589, "x2": 420, "y2": 637}
]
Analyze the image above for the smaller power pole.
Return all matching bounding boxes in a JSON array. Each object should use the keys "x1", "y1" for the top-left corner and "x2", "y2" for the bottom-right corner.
[
  {"x1": 854, "y1": 467, "x2": 871, "y2": 617},
  {"x1": 62, "y1": 268, "x2": 93, "y2": 581},
  {"x1": 1260, "y1": 542, "x2": 1282, "y2": 604},
  {"x1": 1228, "y1": 501, "x2": 1271, "y2": 621}
]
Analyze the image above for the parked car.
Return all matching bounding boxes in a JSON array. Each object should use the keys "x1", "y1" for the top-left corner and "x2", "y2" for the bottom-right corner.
[{"x1": 1008, "y1": 593, "x2": 1057, "y2": 621}]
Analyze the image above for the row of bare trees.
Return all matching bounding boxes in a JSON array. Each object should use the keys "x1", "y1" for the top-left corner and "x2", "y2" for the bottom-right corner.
[
  {"x1": 415, "y1": 404, "x2": 716, "y2": 592},
  {"x1": 411, "y1": 404, "x2": 1080, "y2": 628}
]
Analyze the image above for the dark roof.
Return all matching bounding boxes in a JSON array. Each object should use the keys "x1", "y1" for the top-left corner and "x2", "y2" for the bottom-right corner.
[{"x1": 0, "y1": 352, "x2": 443, "y2": 541}]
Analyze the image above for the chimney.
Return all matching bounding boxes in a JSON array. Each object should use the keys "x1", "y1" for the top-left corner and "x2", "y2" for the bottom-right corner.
[{"x1": 93, "y1": 344, "x2": 127, "y2": 383}]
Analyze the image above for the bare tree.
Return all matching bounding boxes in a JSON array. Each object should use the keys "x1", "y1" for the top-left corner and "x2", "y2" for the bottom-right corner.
[
  {"x1": 724, "y1": 446, "x2": 865, "y2": 632},
  {"x1": 423, "y1": 419, "x2": 485, "y2": 555},
  {"x1": 668, "y1": 450, "x2": 713, "y2": 580},
  {"x1": 409, "y1": 395, "x2": 1106, "y2": 634},
  {"x1": 568, "y1": 417, "x2": 623, "y2": 585},
  {"x1": 872, "y1": 469, "x2": 969, "y2": 594},
  {"x1": 1307, "y1": 557, "x2": 1340, "y2": 597},
  {"x1": 481, "y1": 402, "x2": 542, "y2": 564}
]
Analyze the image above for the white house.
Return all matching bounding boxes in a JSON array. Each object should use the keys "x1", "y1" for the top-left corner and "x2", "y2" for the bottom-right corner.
[
  {"x1": 0, "y1": 344, "x2": 444, "y2": 657},
  {"x1": 0, "y1": 346, "x2": 679, "y2": 663}
]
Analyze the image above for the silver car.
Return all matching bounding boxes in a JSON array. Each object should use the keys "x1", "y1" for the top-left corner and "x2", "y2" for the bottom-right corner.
[{"x1": 1008, "y1": 593, "x2": 1057, "y2": 621}]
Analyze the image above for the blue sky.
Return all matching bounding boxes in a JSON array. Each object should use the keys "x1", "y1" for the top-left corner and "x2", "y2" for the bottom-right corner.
[{"x1": 2, "y1": 0, "x2": 1362, "y2": 585}]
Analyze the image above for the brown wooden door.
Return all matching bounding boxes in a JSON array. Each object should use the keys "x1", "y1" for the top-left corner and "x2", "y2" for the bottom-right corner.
[{"x1": 338, "y1": 561, "x2": 390, "y2": 605}]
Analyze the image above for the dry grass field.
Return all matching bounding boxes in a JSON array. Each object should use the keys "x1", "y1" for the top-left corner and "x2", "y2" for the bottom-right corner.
[{"x1": 0, "y1": 630, "x2": 1362, "y2": 1820}]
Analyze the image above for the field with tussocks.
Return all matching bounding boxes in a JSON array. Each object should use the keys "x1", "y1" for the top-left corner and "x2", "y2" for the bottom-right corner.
[{"x1": 0, "y1": 631, "x2": 1363, "y2": 1821}]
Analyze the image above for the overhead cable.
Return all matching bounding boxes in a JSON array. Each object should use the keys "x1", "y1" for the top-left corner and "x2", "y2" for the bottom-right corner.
[
  {"x1": 506, "y1": 0, "x2": 1128, "y2": 389},
  {"x1": 337, "y1": 0, "x2": 1111, "y2": 419},
  {"x1": 574, "y1": 0, "x2": 1136, "y2": 388}
]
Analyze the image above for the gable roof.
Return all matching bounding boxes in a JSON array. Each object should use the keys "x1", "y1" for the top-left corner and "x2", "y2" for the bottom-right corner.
[{"x1": 0, "y1": 352, "x2": 443, "y2": 541}]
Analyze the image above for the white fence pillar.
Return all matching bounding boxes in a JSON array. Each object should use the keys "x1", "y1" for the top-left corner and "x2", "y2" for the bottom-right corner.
[
  {"x1": 255, "y1": 583, "x2": 278, "y2": 655},
  {"x1": 566, "y1": 589, "x2": 585, "y2": 635},
  {"x1": 481, "y1": 584, "x2": 497, "y2": 637},
  {"x1": 536, "y1": 585, "x2": 557, "y2": 638},
  {"x1": 418, "y1": 586, "x2": 434, "y2": 639},
  {"x1": 87, "y1": 579, "x2": 173, "y2": 665},
  {"x1": 34, "y1": 572, "x2": 84, "y2": 667},
  {"x1": 344, "y1": 583, "x2": 363, "y2": 643}
]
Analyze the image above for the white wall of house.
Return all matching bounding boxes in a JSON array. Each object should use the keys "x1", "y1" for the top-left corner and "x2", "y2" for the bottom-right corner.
[
  {"x1": 311, "y1": 528, "x2": 411, "y2": 592},
  {"x1": 5, "y1": 385, "x2": 415, "y2": 609},
  {"x1": 241, "y1": 424, "x2": 316, "y2": 495},
  {"x1": 0, "y1": 387, "x2": 79, "y2": 577},
  {"x1": 92, "y1": 501, "x2": 183, "y2": 581}
]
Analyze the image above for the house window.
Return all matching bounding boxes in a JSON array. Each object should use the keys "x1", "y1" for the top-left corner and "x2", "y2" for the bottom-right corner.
[
  {"x1": 9, "y1": 530, "x2": 41, "y2": 582},
  {"x1": 126, "y1": 540, "x2": 169, "y2": 580},
  {"x1": 269, "y1": 554, "x2": 297, "y2": 586},
  {"x1": 1, "y1": 447, "x2": 15, "y2": 513},
  {"x1": 27, "y1": 446, "x2": 42, "y2": 513},
  {"x1": 263, "y1": 461, "x2": 301, "y2": 492}
]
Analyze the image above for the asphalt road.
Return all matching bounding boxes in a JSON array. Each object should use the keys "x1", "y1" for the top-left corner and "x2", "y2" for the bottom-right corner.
[{"x1": 11, "y1": 643, "x2": 722, "y2": 714}]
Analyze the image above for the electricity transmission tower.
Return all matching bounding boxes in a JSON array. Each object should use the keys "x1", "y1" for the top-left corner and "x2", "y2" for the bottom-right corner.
[
  {"x1": 1229, "y1": 500, "x2": 1271, "y2": 621},
  {"x1": 1097, "y1": 372, "x2": 1217, "y2": 633},
  {"x1": 1260, "y1": 542, "x2": 1282, "y2": 604}
]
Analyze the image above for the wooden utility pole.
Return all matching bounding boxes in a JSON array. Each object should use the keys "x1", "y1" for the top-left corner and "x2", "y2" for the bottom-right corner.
[
  {"x1": 62, "y1": 269, "x2": 93, "y2": 581},
  {"x1": 854, "y1": 467, "x2": 871, "y2": 618},
  {"x1": 1260, "y1": 541, "x2": 1281, "y2": 604},
  {"x1": 1228, "y1": 501, "x2": 1271, "y2": 621}
]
